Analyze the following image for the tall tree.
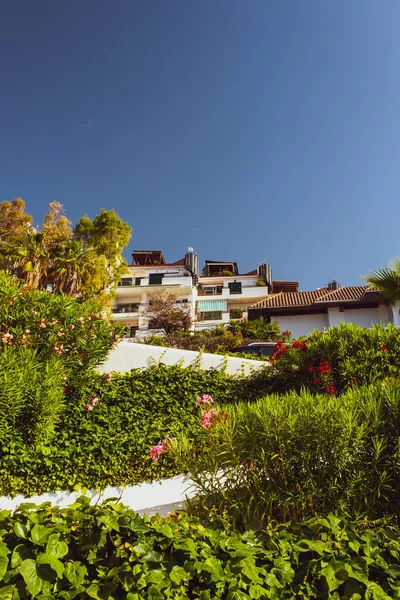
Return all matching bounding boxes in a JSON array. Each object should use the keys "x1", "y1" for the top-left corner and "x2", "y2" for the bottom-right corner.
[
  {"x1": 42, "y1": 201, "x2": 73, "y2": 245},
  {"x1": 0, "y1": 198, "x2": 33, "y2": 241},
  {"x1": 8, "y1": 231, "x2": 49, "y2": 289},
  {"x1": 74, "y1": 209, "x2": 131, "y2": 305},
  {"x1": 365, "y1": 258, "x2": 400, "y2": 327},
  {"x1": 47, "y1": 240, "x2": 93, "y2": 296}
]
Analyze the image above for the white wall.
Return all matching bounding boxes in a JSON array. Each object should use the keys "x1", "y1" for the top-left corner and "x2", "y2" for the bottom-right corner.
[
  {"x1": 274, "y1": 306, "x2": 391, "y2": 338},
  {"x1": 0, "y1": 476, "x2": 194, "y2": 517},
  {"x1": 98, "y1": 341, "x2": 267, "y2": 376},
  {"x1": 341, "y1": 305, "x2": 391, "y2": 328},
  {"x1": 274, "y1": 313, "x2": 329, "y2": 338}
]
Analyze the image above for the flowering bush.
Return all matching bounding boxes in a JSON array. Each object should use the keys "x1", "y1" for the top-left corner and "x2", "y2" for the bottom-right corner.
[
  {"x1": 268, "y1": 323, "x2": 400, "y2": 394},
  {"x1": 0, "y1": 271, "x2": 124, "y2": 375}
]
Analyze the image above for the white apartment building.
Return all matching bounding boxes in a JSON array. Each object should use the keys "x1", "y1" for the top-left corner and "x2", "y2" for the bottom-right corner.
[
  {"x1": 113, "y1": 249, "x2": 279, "y2": 337},
  {"x1": 112, "y1": 249, "x2": 198, "y2": 338},
  {"x1": 195, "y1": 260, "x2": 272, "y2": 330}
]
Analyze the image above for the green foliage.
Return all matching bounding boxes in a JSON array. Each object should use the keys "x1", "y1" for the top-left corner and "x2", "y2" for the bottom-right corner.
[
  {"x1": 143, "y1": 318, "x2": 284, "y2": 354},
  {"x1": 0, "y1": 271, "x2": 123, "y2": 375},
  {"x1": 0, "y1": 365, "x2": 271, "y2": 496},
  {"x1": 227, "y1": 318, "x2": 283, "y2": 340},
  {"x1": 0, "y1": 347, "x2": 64, "y2": 445},
  {"x1": 269, "y1": 323, "x2": 400, "y2": 394},
  {"x1": 229, "y1": 308, "x2": 243, "y2": 319},
  {"x1": 0, "y1": 502, "x2": 399, "y2": 598},
  {"x1": 169, "y1": 379, "x2": 400, "y2": 527},
  {"x1": 255, "y1": 277, "x2": 266, "y2": 286},
  {"x1": 0, "y1": 200, "x2": 132, "y2": 306}
]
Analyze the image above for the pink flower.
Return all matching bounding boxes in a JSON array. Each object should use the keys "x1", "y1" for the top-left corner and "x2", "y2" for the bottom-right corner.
[
  {"x1": 149, "y1": 436, "x2": 169, "y2": 461},
  {"x1": 201, "y1": 408, "x2": 219, "y2": 429},
  {"x1": 195, "y1": 394, "x2": 214, "y2": 407},
  {"x1": 85, "y1": 404, "x2": 94, "y2": 412},
  {"x1": 105, "y1": 374, "x2": 112, "y2": 383}
]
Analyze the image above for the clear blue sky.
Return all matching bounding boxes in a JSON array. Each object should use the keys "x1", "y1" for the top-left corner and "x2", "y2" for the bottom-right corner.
[{"x1": 1, "y1": 1, "x2": 399, "y2": 289}]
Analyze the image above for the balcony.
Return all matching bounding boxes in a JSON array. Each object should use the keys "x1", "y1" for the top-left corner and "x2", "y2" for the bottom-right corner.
[{"x1": 112, "y1": 304, "x2": 140, "y2": 314}]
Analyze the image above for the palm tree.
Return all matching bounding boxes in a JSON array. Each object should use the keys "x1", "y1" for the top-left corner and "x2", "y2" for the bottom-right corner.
[
  {"x1": 47, "y1": 240, "x2": 93, "y2": 297},
  {"x1": 364, "y1": 257, "x2": 400, "y2": 327},
  {"x1": 8, "y1": 232, "x2": 49, "y2": 289}
]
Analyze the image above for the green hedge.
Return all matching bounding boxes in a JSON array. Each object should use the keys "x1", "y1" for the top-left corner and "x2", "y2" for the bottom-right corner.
[
  {"x1": 0, "y1": 365, "x2": 270, "y2": 497},
  {"x1": 0, "y1": 500, "x2": 399, "y2": 599},
  {"x1": 167, "y1": 379, "x2": 400, "y2": 527}
]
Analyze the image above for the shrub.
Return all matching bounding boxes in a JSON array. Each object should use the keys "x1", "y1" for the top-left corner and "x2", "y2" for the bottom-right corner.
[
  {"x1": 227, "y1": 317, "x2": 282, "y2": 340},
  {"x1": 0, "y1": 501, "x2": 399, "y2": 598},
  {"x1": 0, "y1": 271, "x2": 124, "y2": 375},
  {"x1": 0, "y1": 364, "x2": 271, "y2": 496},
  {"x1": 269, "y1": 323, "x2": 400, "y2": 394},
  {"x1": 229, "y1": 308, "x2": 243, "y2": 319},
  {"x1": 167, "y1": 379, "x2": 400, "y2": 527},
  {"x1": 0, "y1": 347, "x2": 64, "y2": 445}
]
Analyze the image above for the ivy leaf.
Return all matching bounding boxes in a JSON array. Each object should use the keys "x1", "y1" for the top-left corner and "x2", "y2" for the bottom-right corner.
[
  {"x1": 0, "y1": 586, "x2": 16, "y2": 600},
  {"x1": 64, "y1": 561, "x2": 88, "y2": 586},
  {"x1": 46, "y1": 534, "x2": 69, "y2": 559},
  {"x1": 0, "y1": 555, "x2": 8, "y2": 580},
  {"x1": 37, "y1": 553, "x2": 65, "y2": 579},
  {"x1": 20, "y1": 559, "x2": 43, "y2": 597},
  {"x1": 169, "y1": 565, "x2": 188, "y2": 585},
  {"x1": 30, "y1": 524, "x2": 52, "y2": 545},
  {"x1": 14, "y1": 522, "x2": 28, "y2": 539}
]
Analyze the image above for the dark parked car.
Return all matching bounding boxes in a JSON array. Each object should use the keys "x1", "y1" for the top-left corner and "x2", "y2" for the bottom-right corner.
[{"x1": 228, "y1": 342, "x2": 277, "y2": 357}]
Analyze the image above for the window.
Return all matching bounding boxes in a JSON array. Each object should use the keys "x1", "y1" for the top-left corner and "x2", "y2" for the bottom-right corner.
[
  {"x1": 202, "y1": 286, "x2": 223, "y2": 295},
  {"x1": 176, "y1": 299, "x2": 189, "y2": 304},
  {"x1": 124, "y1": 326, "x2": 138, "y2": 338},
  {"x1": 228, "y1": 281, "x2": 242, "y2": 294},
  {"x1": 135, "y1": 277, "x2": 142, "y2": 286},
  {"x1": 118, "y1": 278, "x2": 133, "y2": 287},
  {"x1": 149, "y1": 273, "x2": 164, "y2": 285},
  {"x1": 112, "y1": 303, "x2": 139, "y2": 313},
  {"x1": 200, "y1": 311, "x2": 222, "y2": 321}
]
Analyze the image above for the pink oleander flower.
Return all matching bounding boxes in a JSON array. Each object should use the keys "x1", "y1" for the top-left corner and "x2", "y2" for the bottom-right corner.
[
  {"x1": 85, "y1": 404, "x2": 94, "y2": 412},
  {"x1": 201, "y1": 408, "x2": 219, "y2": 429},
  {"x1": 195, "y1": 394, "x2": 214, "y2": 407},
  {"x1": 105, "y1": 374, "x2": 112, "y2": 383},
  {"x1": 149, "y1": 436, "x2": 169, "y2": 461}
]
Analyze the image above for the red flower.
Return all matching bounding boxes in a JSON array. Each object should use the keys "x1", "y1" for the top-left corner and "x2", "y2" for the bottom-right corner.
[
  {"x1": 313, "y1": 379, "x2": 321, "y2": 385},
  {"x1": 326, "y1": 384, "x2": 338, "y2": 396},
  {"x1": 307, "y1": 365, "x2": 313, "y2": 373},
  {"x1": 381, "y1": 345, "x2": 388, "y2": 351}
]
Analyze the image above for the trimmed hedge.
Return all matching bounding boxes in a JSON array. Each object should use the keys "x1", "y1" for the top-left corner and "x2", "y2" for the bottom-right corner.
[
  {"x1": 0, "y1": 365, "x2": 270, "y2": 497},
  {"x1": 0, "y1": 500, "x2": 399, "y2": 598}
]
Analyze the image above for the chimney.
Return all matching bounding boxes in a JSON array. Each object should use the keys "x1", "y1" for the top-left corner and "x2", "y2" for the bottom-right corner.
[
  {"x1": 328, "y1": 280, "x2": 340, "y2": 291},
  {"x1": 257, "y1": 261, "x2": 272, "y2": 292},
  {"x1": 184, "y1": 247, "x2": 199, "y2": 276}
]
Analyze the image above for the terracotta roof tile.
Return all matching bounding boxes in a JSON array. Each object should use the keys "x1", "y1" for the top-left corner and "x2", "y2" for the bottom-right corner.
[
  {"x1": 250, "y1": 285, "x2": 373, "y2": 309},
  {"x1": 315, "y1": 286, "x2": 369, "y2": 302}
]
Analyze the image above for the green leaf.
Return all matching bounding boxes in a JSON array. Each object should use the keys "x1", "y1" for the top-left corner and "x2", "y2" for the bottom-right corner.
[
  {"x1": 46, "y1": 534, "x2": 68, "y2": 559},
  {"x1": 20, "y1": 558, "x2": 43, "y2": 597},
  {"x1": 0, "y1": 586, "x2": 16, "y2": 600},
  {"x1": 169, "y1": 565, "x2": 188, "y2": 585},
  {"x1": 64, "y1": 562, "x2": 88, "y2": 586},
  {"x1": 30, "y1": 524, "x2": 52, "y2": 545},
  {"x1": 37, "y1": 553, "x2": 65, "y2": 579},
  {"x1": 11, "y1": 543, "x2": 30, "y2": 568},
  {"x1": 14, "y1": 522, "x2": 28, "y2": 539}
]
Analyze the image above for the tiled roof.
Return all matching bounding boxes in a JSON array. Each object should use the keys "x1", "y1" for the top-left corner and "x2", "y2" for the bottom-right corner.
[
  {"x1": 250, "y1": 286, "x2": 372, "y2": 309},
  {"x1": 315, "y1": 286, "x2": 369, "y2": 302}
]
